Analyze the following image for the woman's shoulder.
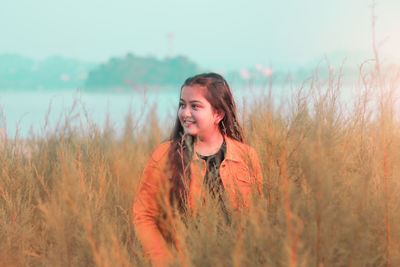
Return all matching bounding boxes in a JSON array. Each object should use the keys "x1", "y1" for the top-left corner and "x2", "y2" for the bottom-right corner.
[
  {"x1": 225, "y1": 136, "x2": 258, "y2": 160},
  {"x1": 149, "y1": 141, "x2": 172, "y2": 162},
  {"x1": 225, "y1": 136, "x2": 255, "y2": 151}
]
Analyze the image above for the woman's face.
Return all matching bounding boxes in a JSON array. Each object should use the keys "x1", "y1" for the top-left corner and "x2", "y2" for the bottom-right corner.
[{"x1": 178, "y1": 85, "x2": 223, "y2": 140}]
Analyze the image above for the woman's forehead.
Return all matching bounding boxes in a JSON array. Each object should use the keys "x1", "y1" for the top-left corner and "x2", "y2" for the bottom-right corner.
[{"x1": 180, "y1": 85, "x2": 208, "y2": 101}]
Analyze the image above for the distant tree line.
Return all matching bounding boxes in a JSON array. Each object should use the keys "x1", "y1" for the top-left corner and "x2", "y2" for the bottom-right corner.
[
  {"x1": 0, "y1": 52, "x2": 363, "y2": 91},
  {"x1": 85, "y1": 53, "x2": 200, "y2": 89},
  {"x1": 0, "y1": 53, "x2": 200, "y2": 91}
]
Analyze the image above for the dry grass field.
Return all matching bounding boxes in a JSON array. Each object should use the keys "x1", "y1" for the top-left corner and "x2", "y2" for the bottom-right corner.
[{"x1": 1, "y1": 59, "x2": 399, "y2": 267}]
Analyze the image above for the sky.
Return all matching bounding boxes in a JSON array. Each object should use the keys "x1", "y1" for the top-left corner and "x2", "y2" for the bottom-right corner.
[{"x1": 1, "y1": 0, "x2": 399, "y2": 70}]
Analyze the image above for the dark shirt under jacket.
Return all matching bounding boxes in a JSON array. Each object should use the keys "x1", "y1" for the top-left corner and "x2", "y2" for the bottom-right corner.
[{"x1": 197, "y1": 140, "x2": 231, "y2": 223}]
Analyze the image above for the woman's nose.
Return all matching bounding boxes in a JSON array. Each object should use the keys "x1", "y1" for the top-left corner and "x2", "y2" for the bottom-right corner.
[{"x1": 182, "y1": 106, "x2": 191, "y2": 117}]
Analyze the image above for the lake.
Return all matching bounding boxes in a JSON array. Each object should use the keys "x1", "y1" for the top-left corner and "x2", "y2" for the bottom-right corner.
[{"x1": 0, "y1": 85, "x2": 284, "y2": 138}]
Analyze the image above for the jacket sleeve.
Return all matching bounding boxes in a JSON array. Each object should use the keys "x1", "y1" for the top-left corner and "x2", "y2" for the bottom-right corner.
[{"x1": 133, "y1": 148, "x2": 173, "y2": 267}]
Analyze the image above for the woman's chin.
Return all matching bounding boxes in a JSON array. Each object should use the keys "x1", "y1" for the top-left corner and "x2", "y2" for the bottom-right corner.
[{"x1": 183, "y1": 128, "x2": 198, "y2": 136}]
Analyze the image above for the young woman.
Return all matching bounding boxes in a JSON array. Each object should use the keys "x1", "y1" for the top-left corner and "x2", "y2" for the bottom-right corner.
[{"x1": 133, "y1": 73, "x2": 263, "y2": 266}]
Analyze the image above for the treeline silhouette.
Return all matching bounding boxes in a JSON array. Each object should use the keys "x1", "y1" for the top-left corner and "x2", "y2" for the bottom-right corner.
[
  {"x1": 0, "y1": 53, "x2": 199, "y2": 91},
  {"x1": 85, "y1": 53, "x2": 199, "y2": 89}
]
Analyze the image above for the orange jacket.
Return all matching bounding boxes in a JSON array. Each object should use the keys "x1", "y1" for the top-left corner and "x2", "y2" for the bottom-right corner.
[{"x1": 133, "y1": 136, "x2": 263, "y2": 266}]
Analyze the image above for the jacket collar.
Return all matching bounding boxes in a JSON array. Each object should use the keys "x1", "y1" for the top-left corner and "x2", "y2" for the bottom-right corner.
[
  {"x1": 224, "y1": 136, "x2": 244, "y2": 162},
  {"x1": 192, "y1": 135, "x2": 243, "y2": 163}
]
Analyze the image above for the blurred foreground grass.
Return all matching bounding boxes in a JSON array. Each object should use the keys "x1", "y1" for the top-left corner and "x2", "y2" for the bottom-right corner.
[{"x1": 1, "y1": 63, "x2": 400, "y2": 267}]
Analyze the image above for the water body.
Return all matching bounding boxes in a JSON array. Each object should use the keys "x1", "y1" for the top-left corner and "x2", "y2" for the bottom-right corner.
[{"x1": 0, "y1": 85, "x2": 283, "y2": 138}]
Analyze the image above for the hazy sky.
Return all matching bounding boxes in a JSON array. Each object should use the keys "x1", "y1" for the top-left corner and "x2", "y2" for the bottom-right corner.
[{"x1": 1, "y1": 0, "x2": 399, "y2": 70}]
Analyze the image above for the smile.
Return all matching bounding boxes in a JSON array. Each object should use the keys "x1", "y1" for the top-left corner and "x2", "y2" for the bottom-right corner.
[{"x1": 183, "y1": 119, "x2": 195, "y2": 127}]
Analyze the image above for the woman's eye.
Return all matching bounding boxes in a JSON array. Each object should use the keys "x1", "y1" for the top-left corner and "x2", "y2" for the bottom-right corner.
[
  {"x1": 192, "y1": 104, "x2": 198, "y2": 109},
  {"x1": 179, "y1": 103, "x2": 185, "y2": 108}
]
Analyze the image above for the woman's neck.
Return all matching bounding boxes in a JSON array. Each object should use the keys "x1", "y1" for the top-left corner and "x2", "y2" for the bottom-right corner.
[{"x1": 194, "y1": 132, "x2": 224, "y2": 156}]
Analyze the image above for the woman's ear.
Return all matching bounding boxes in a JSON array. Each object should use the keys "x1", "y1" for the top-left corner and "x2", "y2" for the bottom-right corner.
[{"x1": 214, "y1": 110, "x2": 225, "y2": 125}]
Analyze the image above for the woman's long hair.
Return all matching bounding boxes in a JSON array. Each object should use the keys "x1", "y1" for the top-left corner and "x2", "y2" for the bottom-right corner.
[{"x1": 168, "y1": 72, "x2": 244, "y2": 212}]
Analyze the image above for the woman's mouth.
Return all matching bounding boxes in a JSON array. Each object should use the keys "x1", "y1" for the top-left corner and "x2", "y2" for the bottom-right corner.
[{"x1": 183, "y1": 119, "x2": 195, "y2": 127}]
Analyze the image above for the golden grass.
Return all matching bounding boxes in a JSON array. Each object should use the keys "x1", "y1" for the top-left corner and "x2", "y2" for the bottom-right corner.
[{"x1": 1, "y1": 61, "x2": 399, "y2": 266}]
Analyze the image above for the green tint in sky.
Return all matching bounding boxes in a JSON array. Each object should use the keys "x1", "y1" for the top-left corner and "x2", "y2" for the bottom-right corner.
[{"x1": 1, "y1": 0, "x2": 399, "y2": 70}]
